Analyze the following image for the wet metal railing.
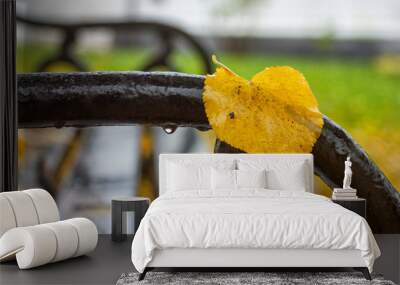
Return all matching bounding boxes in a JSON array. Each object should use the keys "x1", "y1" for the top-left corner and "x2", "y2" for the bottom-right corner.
[{"x1": 17, "y1": 71, "x2": 400, "y2": 234}]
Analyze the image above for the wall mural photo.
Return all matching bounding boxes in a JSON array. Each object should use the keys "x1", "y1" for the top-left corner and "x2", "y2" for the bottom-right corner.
[{"x1": 1, "y1": 0, "x2": 399, "y2": 284}]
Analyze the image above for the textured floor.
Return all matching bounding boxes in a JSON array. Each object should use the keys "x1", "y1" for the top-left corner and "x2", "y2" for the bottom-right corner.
[
  {"x1": 117, "y1": 271, "x2": 395, "y2": 285},
  {"x1": 0, "y1": 235, "x2": 134, "y2": 285},
  {"x1": 1, "y1": 235, "x2": 398, "y2": 284}
]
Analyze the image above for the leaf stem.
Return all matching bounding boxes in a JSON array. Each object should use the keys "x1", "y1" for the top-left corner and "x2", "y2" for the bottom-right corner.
[{"x1": 212, "y1": 55, "x2": 239, "y2": 76}]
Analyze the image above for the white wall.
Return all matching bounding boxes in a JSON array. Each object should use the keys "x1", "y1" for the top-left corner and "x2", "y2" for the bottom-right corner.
[
  {"x1": 17, "y1": 0, "x2": 400, "y2": 47},
  {"x1": 19, "y1": 0, "x2": 128, "y2": 20},
  {"x1": 135, "y1": 0, "x2": 400, "y2": 40},
  {"x1": 17, "y1": 0, "x2": 128, "y2": 47}
]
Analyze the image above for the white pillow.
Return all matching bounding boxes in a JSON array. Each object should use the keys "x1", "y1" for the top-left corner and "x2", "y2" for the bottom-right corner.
[
  {"x1": 211, "y1": 168, "x2": 236, "y2": 190},
  {"x1": 267, "y1": 166, "x2": 307, "y2": 191},
  {"x1": 236, "y1": 169, "x2": 267, "y2": 189},
  {"x1": 237, "y1": 159, "x2": 308, "y2": 191},
  {"x1": 167, "y1": 162, "x2": 211, "y2": 191}
]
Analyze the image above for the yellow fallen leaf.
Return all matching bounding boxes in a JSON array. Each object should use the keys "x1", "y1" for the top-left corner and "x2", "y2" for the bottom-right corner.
[{"x1": 203, "y1": 55, "x2": 324, "y2": 153}]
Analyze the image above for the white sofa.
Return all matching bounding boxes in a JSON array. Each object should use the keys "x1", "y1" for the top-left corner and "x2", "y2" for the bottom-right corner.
[{"x1": 0, "y1": 189, "x2": 98, "y2": 269}]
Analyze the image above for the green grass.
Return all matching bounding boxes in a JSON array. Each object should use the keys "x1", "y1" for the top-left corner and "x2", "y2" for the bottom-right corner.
[{"x1": 219, "y1": 54, "x2": 400, "y2": 132}]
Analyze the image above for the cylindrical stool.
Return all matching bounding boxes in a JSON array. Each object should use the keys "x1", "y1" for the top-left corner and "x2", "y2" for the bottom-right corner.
[{"x1": 111, "y1": 197, "x2": 150, "y2": 242}]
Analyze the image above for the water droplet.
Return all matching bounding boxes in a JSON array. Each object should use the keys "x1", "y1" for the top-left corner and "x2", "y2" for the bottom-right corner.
[{"x1": 162, "y1": 125, "x2": 177, "y2": 134}]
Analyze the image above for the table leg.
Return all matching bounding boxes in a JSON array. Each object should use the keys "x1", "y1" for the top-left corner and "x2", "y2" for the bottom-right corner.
[
  {"x1": 134, "y1": 203, "x2": 149, "y2": 235},
  {"x1": 112, "y1": 201, "x2": 125, "y2": 241}
]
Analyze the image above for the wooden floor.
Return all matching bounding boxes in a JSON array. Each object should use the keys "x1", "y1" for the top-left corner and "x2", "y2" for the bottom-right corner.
[
  {"x1": 1, "y1": 234, "x2": 398, "y2": 285},
  {"x1": 0, "y1": 235, "x2": 134, "y2": 285}
]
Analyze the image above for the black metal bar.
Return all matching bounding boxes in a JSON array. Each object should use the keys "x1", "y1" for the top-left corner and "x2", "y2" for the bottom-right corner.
[
  {"x1": 313, "y1": 118, "x2": 400, "y2": 233},
  {"x1": 17, "y1": 71, "x2": 207, "y2": 129},
  {"x1": 0, "y1": 0, "x2": 17, "y2": 192},
  {"x1": 16, "y1": 71, "x2": 400, "y2": 233}
]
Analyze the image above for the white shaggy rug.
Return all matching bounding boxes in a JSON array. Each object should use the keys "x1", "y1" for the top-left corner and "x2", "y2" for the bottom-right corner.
[{"x1": 116, "y1": 271, "x2": 395, "y2": 285}]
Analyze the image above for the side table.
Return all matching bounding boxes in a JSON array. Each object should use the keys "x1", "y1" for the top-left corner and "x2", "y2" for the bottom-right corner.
[
  {"x1": 112, "y1": 197, "x2": 150, "y2": 242},
  {"x1": 332, "y1": 198, "x2": 366, "y2": 219}
]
